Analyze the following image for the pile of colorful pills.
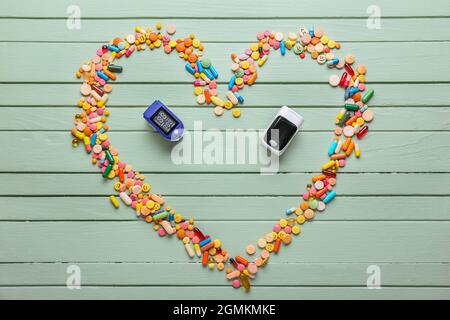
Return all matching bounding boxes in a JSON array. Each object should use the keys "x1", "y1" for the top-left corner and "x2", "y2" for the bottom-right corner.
[{"x1": 72, "y1": 23, "x2": 374, "y2": 292}]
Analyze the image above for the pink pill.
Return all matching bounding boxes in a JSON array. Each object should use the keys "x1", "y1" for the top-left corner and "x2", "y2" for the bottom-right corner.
[
  {"x1": 131, "y1": 201, "x2": 137, "y2": 209},
  {"x1": 358, "y1": 83, "x2": 366, "y2": 91},
  {"x1": 95, "y1": 63, "x2": 103, "y2": 71},
  {"x1": 232, "y1": 279, "x2": 241, "y2": 288},
  {"x1": 284, "y1": 226, "x2": 292, "y2": 234},
  {"x1": 303, "y1": 191, "x2": 310, "y2": 200},
  {"x1": 96, "y1": 49, "x2": 104, "y2": 56},
  {"x1": 97, "y1": 108, "x2": 104, "y2": 115},
  {"x1": 180, "y1": 221, "x2": 189, "y2": 229},
  {"x1": 237, "y1": 264, "x2": 245, "y2": 272},
  {"x1": 128, "y1": 171, "x2": 135, "y2": 178},
  {"x1": 209, "y1": 80, "x2": 217, "y2": 89},
  {"x1": 158, "y1": 228, "x2": 166, "y2": 237},
  {"x1": 89, "y1": 124, "x2": 97, "y2": 131},
  {"x1": 257, "y1": 32, "x2": 265, "y2": 40},
  {"x1": 192, "y1": 236, "x2": 200, "y2": 244},
  {"x1": 273, "y1": 224, "x2": 281, "y2": 232},
  {"x1": 186, "y1": 230, "x2": 194, "y2": 238},
  {"x1": 98, "y1": 78, "x2": 106, "y2": 86},
  {"x1": 339, "y1": 159, "x2": 346, "y2": 167}
]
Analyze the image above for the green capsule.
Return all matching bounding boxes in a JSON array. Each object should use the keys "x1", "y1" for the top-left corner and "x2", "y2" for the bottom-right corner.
[
  {"x1": 105, "y1": 149, "x2": 114, "y2": 164},
  {"x1": 339, "y1": 111, "x2": 351, "y2": 127},
  {"x1": 344, "y1": 103, "x2": 359, "y2": 111},
  {"x1": 362, "y1": 88, "x2": 374, "y2": 103},
  {"x1": 102, "y1": 164, "x2": 113, "y2": 178},
  {"x1": 152, "y1": 210, "x2": 169, "y2": 220}
]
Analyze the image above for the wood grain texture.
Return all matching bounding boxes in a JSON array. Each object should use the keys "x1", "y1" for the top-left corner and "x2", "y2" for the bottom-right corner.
[
  {"x1": 2, "y1": 131, "x2": 449, "y2": 173},
  {"x1": 1, "y1": 42, "x2": 450, "y2": 83},
  {"x1": 0, "y1": 0, "x2": 449, "y2": 299}
]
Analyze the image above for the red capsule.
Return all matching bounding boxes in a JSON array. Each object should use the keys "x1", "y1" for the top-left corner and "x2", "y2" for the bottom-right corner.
[
  {"x1": 118, "y1": 168, "x2": 124, "y2": 183},
  {"x1": 344, "y1": 63, "x2": 355, "y2": 76},
  {"x1": 357, "y1": 125, "x2": 369, "y2": 139},
  {"x1": 339, "y1": 72, "x2": 348, "y2": 88},
  {"x1": 193, "y1": 227, "x2": 206, "y2": 241}
]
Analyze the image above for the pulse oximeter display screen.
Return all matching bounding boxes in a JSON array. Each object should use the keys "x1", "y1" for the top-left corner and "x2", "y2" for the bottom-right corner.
[
  {"x1": 264, "y1": 116, "x2": 297, "y2": 151},
  {"x1": 151, "y1": 107, "x2": 179, "y2": 134}
]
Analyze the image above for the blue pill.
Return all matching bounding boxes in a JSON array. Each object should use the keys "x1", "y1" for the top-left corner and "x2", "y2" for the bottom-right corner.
[{"x1": 185, "y1": 63, "x2": 195, "y2": 75}]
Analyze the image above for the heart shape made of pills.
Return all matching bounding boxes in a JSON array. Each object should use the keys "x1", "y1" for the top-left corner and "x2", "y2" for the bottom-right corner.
[{"x1": 72, "y1": 22, "x2": 375, "y2": 292}]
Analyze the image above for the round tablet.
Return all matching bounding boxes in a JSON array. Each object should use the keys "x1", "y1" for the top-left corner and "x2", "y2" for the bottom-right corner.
[
  {"x1": 232, "y1": 108, "x2": 241, "y2": 118},
  {"x1": 317, "y1": 201, "x2": 326, "y2": 212},
  {"x1": 166, "y1": 24, "x2": 176, "y2": 35},
  {"x1": 254, "y1": 257, "x2": 263, "y2": 267},
  {"x1": 343, "y1": 125, "x2": 355, "y2": 137},
  {"x1": 257, "y1": 238, "x2": 267, "y2": 248},
  {"x1": 248, "y1": 263, "x2": 258, "y2": 274},
  {"x1": 264, "y1": 233, "x2": 274, "y2": 243},
  {"x1": 126, "y1": 34, "x2": 136, "y2": 44},
  {"x1": 314, "y1": 180, "x2": 324, "y2": 190},
  {"x1": 80, "y1": 83, "x2": 91, "y2": 96},
  {"x1": 246, "y1": 244, "x2": 256, "y2": 255},
  {"x1": 261, "y1": 249, "x2": 270, "y2": 259},
  {"x1": 304, "y1": 209, "x2": 315, "y2": 220},
  {"x1": 329, "y1": 74, "x2": 340, "y2": 87},
  {"x1": 196, "y1": 94, "x2": 205, "y2": 104},
  {"x1": 317, "y1": 54, "x2": 326, "y2": 64},
  {"x1": 213, "y1": 106, "x2": 224, "y2": 116},
  {"x1": 362, "y1": 110, "x2": 374, "y2": 122},
  {"x1": 274, "y1": 32, "x2": 283, "y2": 41}
]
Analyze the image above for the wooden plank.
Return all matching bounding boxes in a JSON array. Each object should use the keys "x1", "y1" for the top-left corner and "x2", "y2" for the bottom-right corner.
[
  {"x1": 0, "y1": 173, "x2": 447, "y2": 196},
  {"x1": 1, "y1": 262, "x2": 449, "y2": 286},
  {"x1": 2, "y1": 107, "x2": 449, "y2": 131},
  {"x1": 3, "y1": 18, "x2": 450, "y2": 42},
  {"x1": 1, "y1": 42, "x2": 449, "y2": 83},
  {"x1": 0, "y1": 221, "x2": 449, "y2": 263},
  {"x1": 1, "y1": 132, "x2": 448, "y2": 173},
  {"x1": 1, "y1": 286, "x2": 449, "y2": 300},
  {"x1": 1, "y1": 0, "x2": 448, "y2": 18},
  {"x1": 1, "y1": 84, "x2": 448, "y2": 107},
  {"x1": 1, "y1": 196, "x2": 448, "y2": 221}
]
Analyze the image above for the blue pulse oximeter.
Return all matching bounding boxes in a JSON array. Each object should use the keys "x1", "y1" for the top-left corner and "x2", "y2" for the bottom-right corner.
[{"x1": 143, "y1": 100, "x2": 185, "y2": 141}]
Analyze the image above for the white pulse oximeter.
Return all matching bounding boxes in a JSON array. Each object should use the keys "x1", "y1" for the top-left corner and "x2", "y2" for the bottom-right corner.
[{"x1": 261, "y1": 106, "x2": 304, "y2": 156}]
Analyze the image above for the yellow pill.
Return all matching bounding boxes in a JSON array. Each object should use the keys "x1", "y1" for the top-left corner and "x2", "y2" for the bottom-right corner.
[
  {"x1": 235, "y1": 77, "x2": 244, "y2": 86},
  {"x1": 279, "y1": 218, "x2": 288, "y2": 228},
  {"x1": 110, "y1": 195, "x2": 119, "y2": 208},
  {"x1": 232, "y1": 108, "x2": 241, "y2": 118},
  {"x1": 241, "y1": 61, "x2": 250, "y2": 69},
  {"x1": 146, "y1": 200, "x2": 155, "y2": 209},
  {"x1": 224, "y1": 100, "x2": 233, "y2": 110},
  {"x1": 211, "y1": 96, "x2": 225, "y2": 107},
  {"x1": 169, "y1": 40, "x2": 177, "y2": 48},
  {"x1": 98, "y1": 133, "x2": 108, "y2": 141},
  {"x1": 113, "y1": 182, "x2": 122, "y2": 191},
  {"x1": 250, "y1": 43, "x2": 259, "y2": 51},
  {"x1": 292, "y1": 225, "x2": 301, "y2": 235},
  {"x1": 194, "y1": 87, "x2": 203, "y2": 96},
  {"x1": 297, "y1": 214, "x2": 306, "y2": 224},
  {"x1": 141, "y1": 183, "x2": 151, "y2": 192},
  {"x1": 356, "y1": 117, "x2": 365, "y2": 126},
  {"x1": 320, "y1": 35, "x2": 329, "y2": 45},
  {"x1": 295, "y1": 208, "x2": 303, "y2": 215},
  {"x1": 193, "y1": 39, "x2": 200, "y2": 48},
  {"x1": 213, "y1": 239, "x2": 221, "y2": 248},
  {"x1": 265, "y1": 243, "x2": 274, "y2": 252},
  {"x1": 174, "y1": 214, "x2": 182, "y2": 223},
  {"x1": 251, "y1": 51, "x2": 260, "y2": 60},
  {"x1": 328, "y1": 40, "x2": 336, "y2": 49}
]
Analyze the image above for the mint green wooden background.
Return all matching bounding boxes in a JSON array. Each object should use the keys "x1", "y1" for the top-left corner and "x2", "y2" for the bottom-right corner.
[{"x1": 1, "y1": 0, "x2": 450, "y2": 300}]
